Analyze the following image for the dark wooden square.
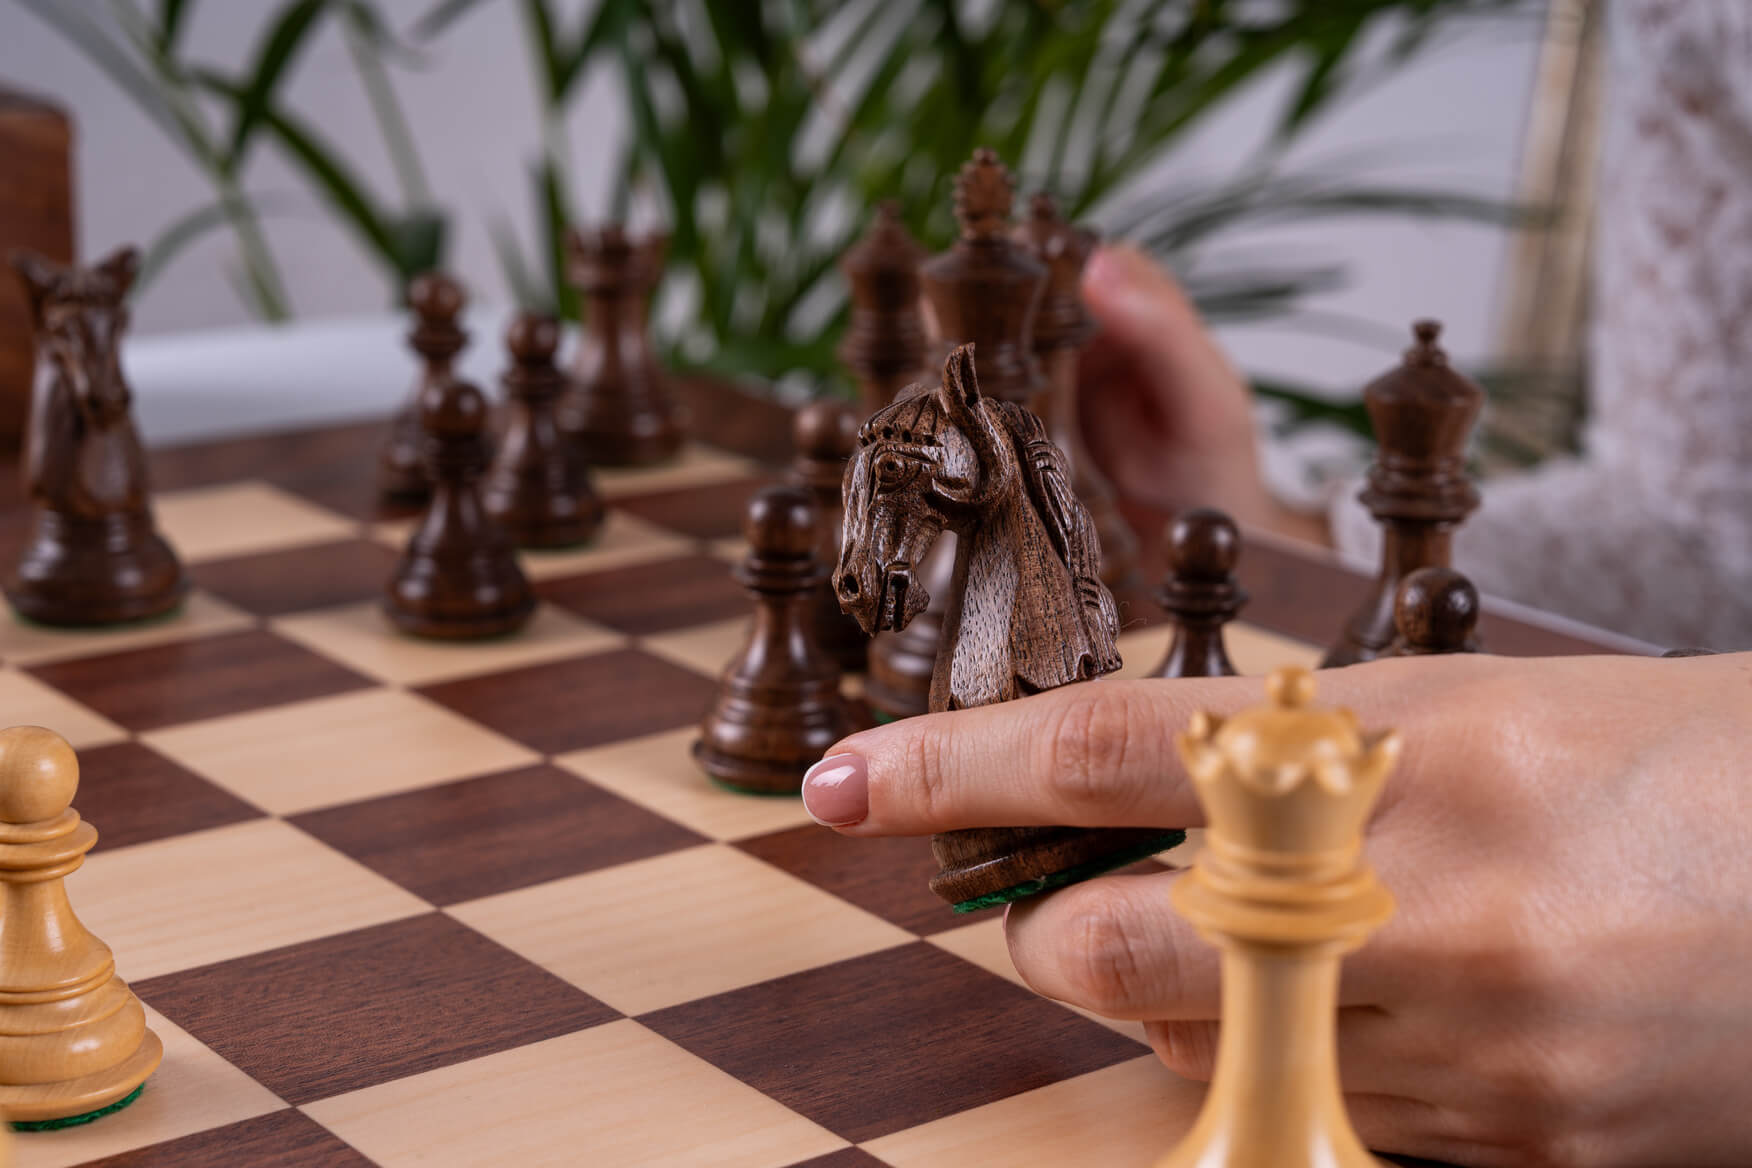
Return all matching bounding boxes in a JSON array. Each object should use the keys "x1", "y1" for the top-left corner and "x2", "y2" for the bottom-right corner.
[
  {"x1": 417, "y1": 647, "x2": 719, "y2": 755},
  {"x1": 640, "y1": 942, "x2": 1146, "y2": 1143},
  {"x1": 78, "y1": 1109, "x2": 372, "y2": 1168},
  {"x1": 784, "y1": 1151, "x2": 891, "y2": 1168},
  {"x1": 191, "y1": 538, "x2": 400, "y2": 617},
  {"x1": 614, "y1": 476, "x2": 774, "y2": 541},
  {"x1": 136, "y1": 913, "x2": 616, "y2": 1106},
  {"x1": 536, "y1": 554, "x2": 749, "y2": 636},
  {"x1": 78, "y1": 741, "x2": 263, "y2": 852},
  {"x1": 291, "y1": 763, "x2": 706, "y2": 906},
  {"x1": 26, "y1": 629, "x2": 375, "y2": 732},
  {"x1": 737, "y1": 824, "x2": 997, "y2": 936}
]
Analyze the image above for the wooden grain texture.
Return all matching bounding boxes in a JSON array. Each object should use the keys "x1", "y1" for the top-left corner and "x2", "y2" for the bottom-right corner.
[
  {"x1": 784, "y1": 1150, "x2": 891, "y2": 1168},
  {"x1": 417, "y1": 646, "x2": 720, "y2": 755},
  {"x1": 190, "y1": 538, "x2": 400, "y2": 617},
  {"x1": 536, "y1": 552, "x2": 749, "y2": 635},
  {"x1": 77, "y1": 1109, "x2": 373, "y2": 1168},
  {"x1": 837, "y1": 201, "x2": 928, "y2": 415},
  {"x1": 135, "y1": 913, "x2": 616, "y2": 1106},
  {"x1": 26, "y1": 628, "x2": 374, "y2": 732},
  {"x1": 1384, "y1": 565, "x2": 1481, "y2": 657},
  {"x1": 76, "y1": 740, "x2": 262, "y2": 852},
  {"x1": 290, "y1": 763, "x2": 705, "y2": 906},
  {"x1": 641, "y1": 941, "x2": 1146, "y2": 1144},
  {"x1": 0, "y1": 86, "x2": 73, "y2": 450},
  {"x1": 613, "y1": 475, "x2": 776, "y2": 541}
]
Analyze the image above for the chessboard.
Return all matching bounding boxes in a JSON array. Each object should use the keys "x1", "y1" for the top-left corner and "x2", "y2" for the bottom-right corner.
[{"x1": 0, "y1": 407, "x2": 1619, "y2": 1168}]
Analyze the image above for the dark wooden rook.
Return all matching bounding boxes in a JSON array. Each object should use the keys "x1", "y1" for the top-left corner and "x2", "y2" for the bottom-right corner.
[
  {"x1": 1383, "y1": 565, "x2": 1479, "y2": 657},
  {"x1": 1013, "y1": 192, "x2": 1137, "y2": 586},
  {"x1": 482, "y1": 312, "x2": 603, "y2": 548},
  {"x1": 6, "y1": 247, "x2": 186, "y2": 626},
  {"x1": 561, "y1": 226, "x2": 684, "y2": 467},
  {"x1": 380, "y1": 271, "x2": 467, "y2": 501},
  {"x1": 1151, "y1": 508, "x2": 1246, "y2": 679},
  {"x1": 790, "y1": 400, "x2": 867, "y2": 673},
  {"x1": 836, "y1": 346, "x2": 1180, "y2": 910},
  {"x1": 1323, "y1": 320, "x2": 1482, "y2": 668},
  {"x1": 696, "y1": 484, "x2": 864, "y2": 794},
  {"x1": 838, "y1": 202, "x2": 928, "y2": 416},
  {"x1": 385, "y1": 377, "x2": 534, "y2": 639}
]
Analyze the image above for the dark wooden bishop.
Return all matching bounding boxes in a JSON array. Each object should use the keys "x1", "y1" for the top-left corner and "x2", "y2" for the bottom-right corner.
[
  {"x1": 379, "y1": 270, "x2": 467, "y2": 501},
  {"x1": 695, "y1": 484, "x2": 864, "y2": 794},
  {"x1": 1013, "y1": 193, "x2": 1137, "y2": 586},
  {"x1": 1323, "y1": 320, "x2": 1482, "y2": 667},
  {"x1": 6, "y1": 246, "x2": 186, "y2": 626},
  {"x1": 482, "y1": 312, "x2": 603, "y2": 548},
  {"x1": 790, "y1": 401, "x2": 867, "y2": 673},
  {"x1": 1151, "y1": 508, "x2": 1246, "y2": 678},
  {"x1": 1383, "y1": 565, "x2": 1479, "y2": 657},
  {"x1": 561, "y1": 225, "x2": 684, "y2": 467},
  {"x1": 384, "y1": 377, "x2": 535, "y2": 639},
  {"x1": 837, "y1": 202, "x2": 928, "y2": 415}
]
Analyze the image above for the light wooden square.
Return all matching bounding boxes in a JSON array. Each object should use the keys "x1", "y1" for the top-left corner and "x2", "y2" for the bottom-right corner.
[
  {"x1": 593, "y1": 444, "x2": 761, "y2": 499},
  {"x1": 0, "y1": 591, "x2": 252, "y2": 668},
  {"x1": 73, "y1": 818, "x2": 429, "y2": 980},
  {"x1": 13, "y1": 1005, "x2": 285, "y2": 1168},
  {"x1": 273, "y1": 602, "x2": 624, "y2": 686},
  {"x1": 448, "y1": 844, "x2": 912, "y2": 1015},
  {"x1": 558, "y1": 728, "x2": 817, "y2": 841},
  {"x1": 927, "y1": 917, "x2": 1148, "y2": 1043},
  {"x1": 862, "y1": 1055, "x2": 1201, "y2": 1167},
  {"x1": 371, "y1": 509, "x2": 696, "y2": 580},
  {"x1": 304, "y1": 1019, "x2": 845, "y2": 1168},
  {"x1": 707, "y1": 536, "x2": 747, "y2": 565},
  {"x1": 639, "y1": 616, "x2": 749, "y2": 679},
  {"x1": 0, "y1": 668, "x2": 125, "y2": 749},
  {"x1": 142, "y1": 688, "x2": 539, "y2": 815},
  {"x1": 1113, "y1": 619, "x2": 1319, "y2": 681},
  {"x1": 156, "y1": 481, "x2": 359, "y2": 562}
]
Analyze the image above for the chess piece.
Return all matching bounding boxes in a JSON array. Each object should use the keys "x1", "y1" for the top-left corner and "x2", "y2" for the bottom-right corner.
[
  {"x1": 0, "y1": 726, "x2": 163, "y2": 1124},
  {"x1": 696, "y1": 485, "x2": 864, "y2": 794},
  {"x1": 1324, "y1": 321, "x2": 1482, "y2": 668},
  {"x1": 919, "y1": 149, "x2": 1048, "y2": 405},
  {"x1": 561, "y1": 225, "x2": 684, "y2": 467},
  {"x1": 838, "y1": 201, "x2": 928, "y2": 415},
  {"x1": 481, "y1": 312, "x2": 604, "y2": 548},
  {"x1": 1383, "y1": 565, "x2": 1479, "y2": 657},
  {"x1": 5, "y1": 247, "x2": 186, "y2": 626},
  {"x1": 790, "y1": 401, "x2": 867, "y2": 673},
  {"x1": 385, "y1": 377, "x2": 535, "y2": 639},
  {"x1": 1013, "y1": 192, "x2": 1137, "y2": 585},
  {"x1": 1159, "y1": 667, "x2": 1399, "y2": 1168},
  {"x1": 1151, "y1": 508, "x2": 1246, "y2": 679},
  {"x1": 380, "y1": 270, "x2": 467, "y2": 501},
  {"x1": 837, "y1": 346, "x2": 1181, "y2": 910}
]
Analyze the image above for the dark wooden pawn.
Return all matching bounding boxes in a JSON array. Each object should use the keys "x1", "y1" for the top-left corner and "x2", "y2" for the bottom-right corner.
[
  {"x1": 1383, "y1": 566, "x2": 1479, "y2": 657},
  {"x1": 695, "y1": 485, "x2": 864, "y2": 794},
  {"x1": 380, "y1": 271, "x2": 467, "y2": 501},
  {"x1": 1013, "y1": 192, "x2": 1137, "y2": 585},
  {"x1": 1151, "y1": 508, "x2": 1246, "y2": 678},
  {"x1": 481, "y1": 312, "x2": 603, "y2": 548},
  {"x1": 1323, "y1": 320, "x2": 1482, "y2": 667},
  {"x1": 385, "y1": 377, "x2": 534, "y2": 639},
  {"x1": 6, "y1": 247, "x2": 186, "y2": 626},
  {"x1": 561, "y1": 226, "x2": 684, "y2": 467},
  {"x1": 790, "y1": 401, "x2": 867, "y2": 673},
  {"x1": 838, "y1": 202, "x2": 928, "y2": 415}
]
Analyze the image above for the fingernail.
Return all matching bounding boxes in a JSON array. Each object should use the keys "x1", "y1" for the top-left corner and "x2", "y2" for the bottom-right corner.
[{"x1": 803, "y1": 752, "x2": 868, "y2": 826}]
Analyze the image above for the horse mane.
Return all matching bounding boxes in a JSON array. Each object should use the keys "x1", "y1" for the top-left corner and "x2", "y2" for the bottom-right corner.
[{"x1": 991, "y1": 400, "x2": 1122, "y2": 675}]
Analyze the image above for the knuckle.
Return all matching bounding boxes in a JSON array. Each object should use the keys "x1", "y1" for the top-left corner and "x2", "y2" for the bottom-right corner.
[
  {"x1": 900, "y1": 720, "x2": 953, "y2": 824},
  {"x1": 1061, "y1": 902, "x2": 1155, "y2": 1016},
  {"x1": 1040, "y1": 690, "x2": 1142, "y2": 820}
]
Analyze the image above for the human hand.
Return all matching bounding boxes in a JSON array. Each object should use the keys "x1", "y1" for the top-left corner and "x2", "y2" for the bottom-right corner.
[
  {"x1": 1078, "y1": 244, "x2": 1327, "y2": 544},
  {"x1": 802, "y1": 652, "x2": 1752, "y2": 1167}
]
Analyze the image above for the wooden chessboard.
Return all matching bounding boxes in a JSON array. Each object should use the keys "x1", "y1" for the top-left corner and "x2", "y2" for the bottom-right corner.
[{"x1": 0, "y1": 404, "x2": 1622, "y2": 1168}]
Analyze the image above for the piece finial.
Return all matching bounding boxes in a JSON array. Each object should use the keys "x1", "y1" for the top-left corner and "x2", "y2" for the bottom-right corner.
[
  {"x1": 953, "y1": 148, "x2": 1016, "y2": 238},
  {"x1": 420, "y1": 379, "x2": 488, "y2": 439},
  {"x1": 1408, "y1": 318, "x2": 1446, "y2": 364},
  {"x1": 793, "y1": 400, "x2": 859, "y2": 464},
  {"x1": 1165, "y1": 508, "x2": 1240, "y2": 580},
  {"x1": 0, "y1": 726, "x2": 78, "y2": 824},
  {"x1": 745, "y1": 483, "x2": 818, "y2": 561},
  {"x1": 506, "y1": 312, "x2": 560, "y2": 368},
  {"x1": 1394, "y1": 565, "x2": 1479, "y2": 654},
  {"x1": 408, "y1": 270, "x2": 465, "y2": 324},
  {"x1": 1264, "y1": 666, "x2": 1317, "y2": 710}
]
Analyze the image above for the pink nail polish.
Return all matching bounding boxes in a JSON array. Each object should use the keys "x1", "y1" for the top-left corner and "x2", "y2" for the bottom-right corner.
[{"x1": 803, "y1": 752, "x2": 868, "y2": 826}]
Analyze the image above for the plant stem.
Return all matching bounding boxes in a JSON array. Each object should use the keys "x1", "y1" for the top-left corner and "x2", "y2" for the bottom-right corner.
[
  {"x1": 220, "y1": 178, "x2": 294, "y2": 320},
  {"x1": 341, "y1": 8, "x2": 432, "y2": 207}
]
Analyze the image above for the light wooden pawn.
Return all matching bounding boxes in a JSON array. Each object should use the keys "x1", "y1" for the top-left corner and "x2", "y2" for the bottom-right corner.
[
  {"x1": 1160, "y1": 668, "x2": 1400, "y2": 1168},
  {"x1": 0, "y1": 726, "x2": 161, "y2": 1123}
]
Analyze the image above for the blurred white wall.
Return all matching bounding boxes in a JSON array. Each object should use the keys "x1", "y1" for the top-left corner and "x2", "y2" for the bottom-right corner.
[{"x1": 0, "y1": 1, "x2": 1542, "y2": 398}]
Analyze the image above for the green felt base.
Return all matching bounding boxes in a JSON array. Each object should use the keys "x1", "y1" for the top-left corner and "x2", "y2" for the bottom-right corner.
[
  {"x1": 951, "y1": 829, "x2": 1189, "y2": 913},
  {"x1": 870, "y1": 708, "x2": 901, "y2": 725},
  {"x1": 11, "y1": 1083, "x2": 145, "y2": 1132}
]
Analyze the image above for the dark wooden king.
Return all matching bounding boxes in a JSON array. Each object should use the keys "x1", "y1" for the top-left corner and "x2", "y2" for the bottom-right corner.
[
  {"x1": 836, "y1": 345, "x2": 1181, "y2": 910},
  {"x1": 6, "y1": 247, "x2": 186, "y2": 626},
  {"x1": 1323, "y1": 320, "x2": 1482, "y2": 667}
]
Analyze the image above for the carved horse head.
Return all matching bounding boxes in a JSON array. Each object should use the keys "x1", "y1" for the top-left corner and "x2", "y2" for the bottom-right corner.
[{"x1": 11, "y1": 247, "x2": 139, "y2": 426}]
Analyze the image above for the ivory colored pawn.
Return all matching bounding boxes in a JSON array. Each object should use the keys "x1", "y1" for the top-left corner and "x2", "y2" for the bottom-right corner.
[
  {"x1": 1385, "y1": 565, "x2": 1479, "y2": 656},
  {"x1": 0, "y1": 727, "x2": 162, "y2": 1124}
]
